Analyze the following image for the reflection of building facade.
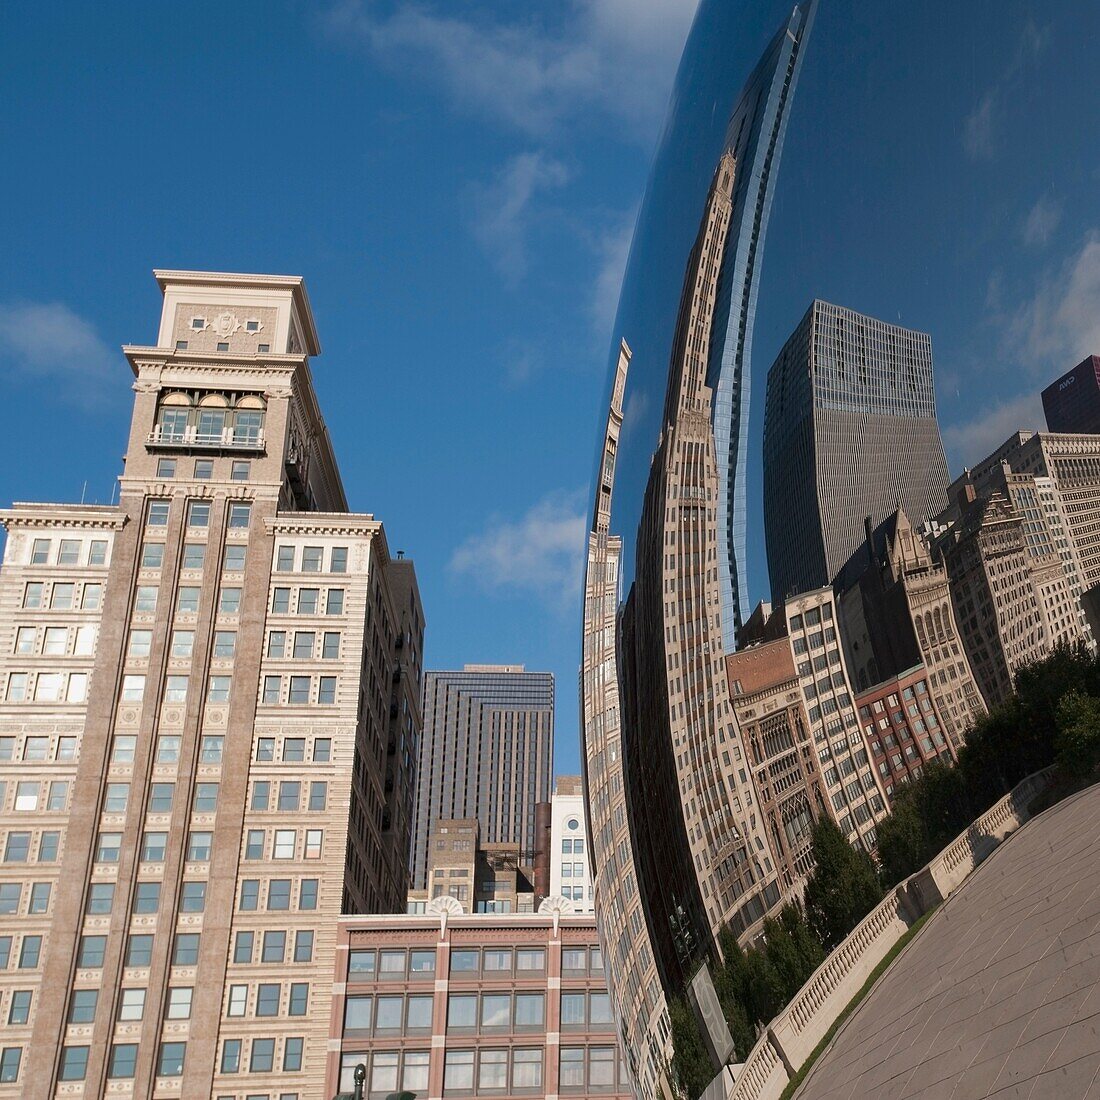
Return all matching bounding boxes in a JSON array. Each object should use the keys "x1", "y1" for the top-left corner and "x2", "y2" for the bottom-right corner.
[
  {"x1": 763, "y1": 300, "x2": 951, "y2": 603},
  {"x1": 741, "y1": 590, "x2": 889, "y2": 851},
  {"x1": 1042, "y1": 355, "x2": 1100, "y2": 435},
  {"x1": 582, "y1": 343, "x2": 670, "y2": 1098},
  {"x1": 725, "y1": 641, "x2": 825, "y2": 885},
  {"x1": 1, "y1": 271, "x2": 422, "y2": 1100},
  {"x1": 412, "y1": 666, "x2": 553, "y2": 891},
  {"x1": 837, "y1": 509, "x2": 987, "y2": 750},
  {"x1": 935, "y1": 489, "x2": 1050, "y2": 707},
  {"x1": 325, "y1": 912, "x2": 630, "y2": 1100},
  {"x1": 855, "y1": 667, "x2": 954, "y2": 802},
  {"x1": 549, "y1": 777, "x2": 593, "y2": 912}
]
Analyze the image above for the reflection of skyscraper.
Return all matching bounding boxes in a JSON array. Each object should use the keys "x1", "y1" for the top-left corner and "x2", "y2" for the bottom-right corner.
[
  {"x1": 709, "y1": 0, "x2": 817, "y2": 643},
  {"x1": 763, "y1": 300, "x2": 950, "y2": 603}
]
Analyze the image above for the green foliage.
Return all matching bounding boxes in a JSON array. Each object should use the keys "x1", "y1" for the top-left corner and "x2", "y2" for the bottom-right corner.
[
  {"x1": 1055, "y1": 689, "x2": 1100, "y2": 779},
  {"x1": 803, "y1": 817, "x2": 883, "y2": 949},
  {"x1": 668, "y1": 995, "x2": 715, "y2": 1100}
]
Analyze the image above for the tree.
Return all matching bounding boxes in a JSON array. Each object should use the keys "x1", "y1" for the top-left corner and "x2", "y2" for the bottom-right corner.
[
  {"x1": 779, "y1": 900, "x2": 825, "y2": 979},
  {"x1": 803, "y1": 817, "x2": 883, "y2": 949},
  {"x1": 875, "y1": 788, "x2": 925, "y2": 887},
  {"x1": 668, "y1": 995, "x2": 714, "y2": 1100},
  {"x1": 710, "y1": 958, "x2": 755, "y2": 1060},
  {"x1": 1055, "y1": 689, "x2": 1100, "y2": 780},
  {"x1": 742, "y1": 947, "x2": 786, "y2": 1026}
]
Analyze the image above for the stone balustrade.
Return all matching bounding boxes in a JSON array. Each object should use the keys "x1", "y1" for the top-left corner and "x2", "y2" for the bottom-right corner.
[{"x1": 716, "y1": 766, "x2": 1055, "y2": 1100}]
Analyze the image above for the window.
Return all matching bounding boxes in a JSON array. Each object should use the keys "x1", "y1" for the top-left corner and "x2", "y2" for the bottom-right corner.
[
  {"x1": 298, "y1": 588, "x2": 319, "y2": 614},
  {"x1": 294, "y1": 929, "x2": 314, "y2": 962},
  {"x1": 135, "y1": 585, "x2": 158, "y2": 612},
  {"x1": 207, "y1": 676, "x2": 230, "y2": 702},
  {"x1": 224, "y1": 545, "x2": 247, "y2": 571},
  {"x1": 231, "y1": 460, "x2": 251, "y2": 481},
  {"x1": 87, "y1": 883, "x2": 114, "y2": 913},
  {"x1": 314, "y1": 737, "x2": 332, "y2": 761},
  {"x1": 228, "y1": 503, "x2": 251, "y2": 528},
  {"x1": 445, "y1": 1050, "x2": 475, "y2": 1091},
  {"x1": 149, "y1": 782, "x2": 174, "y2": 812},
  {"x1": 51, "y1": 583, "x2": 74, "y2": 609},
  {"x1": 284, "y1": 1036, "x2": 304, "y2": 1072},
  {"x1": 516, "y1": 947, "x2": 545, "y2": 971},
  {"x1": 133, "y1": 882, "x2": 160, "y2": 913},
  {"x1": 14, "y1": 627, "x2": 34, "y2": 655},
  {"x1": 479, "y1": 1049, "x2": 508, "y2": 1090},
  {"x1": 194, "y1": 459, "x2": 214, "y2": 479},
  {"x1": 38, "y1": 832, "x2": 59, "y2": 863},
  {"x1": 515, "y1": 992, "x2": 545, "y2": 1028},
  {"x1": 73, "y1": 624, "x2": 96, "y2": 656},
  {"x1": 330, "y1": 546, "x2": 348, "y2": 573},
  {"x1": 193, "y1": 782, "x2": 219, "y2": 812},
  {"x1": 561, "y1": 993, "x2": 586, "y2": 1027},
  {"x1": 483, "y1": 948, "x2": 512, "y2": 972},
  {"x1": 59, "y1": 1046, "x2": 89, "y2": 1081},
  {"x1": 279, "y1": 781, "x2": 300, "y2": 811},
  {"x1": 268, "y1": 879, "x2": 291, "y2": 910},
  {"x1": 251, "y1": 781, "x2": 270, "y2": 810},
  {"x1": 182, "y1": 541, "x2": 206, "y2": 567},
  {"x1": 299, "y1": 546, "x2": 322, "y2": 573},
  {"x1": 120, "y1": 676, "x2": 145, "y2": 702},
  {"x1": 345, "y1": 995, "x2": 373, "y2": 1030},
  {"x1": 88, "y1": 538, "x2": 108, "y2": 565},
  {"x1": 482, "y1": 993, "x2": 511, "y2": 1029},
  {"x1": 318, "y1": 676, "x2": 336, "y2": 704},
  {"x1": 158, "y1": 1042, "x2": 186, "y2": 1077},
  {"x1": 68, "y1": 989, "x2": 97, "y2": 1023},
  {"x1": 217, "y1": 340, "x2": 229, "y2": 352},
  {"x1": 274, "y1": 830, "x2": 296, "y2": 859},
  {"x1": 0, "y1": 1048, "x2": 20, "y2": 1084},
  {"x1": 293, "y1": 631, "x2": 315, "y2": 659},
  {"x1": 245, "y1": 829, "x2": 265, "y2": 859},
  {"x1": 220, "y1": 587, "x2": 242, "y2": 613},
  {"x1": 267, "y1": 631, "x2": 287, "y2": 658},
  {"x1": 167, "y1": 987, "x2": 193, "y2": 1019},
  {"x1": 289, "y1": 676, "x2": 310, "y2": 704},
  {"x1": 250, "y1": 1039, "x2": 274, "y2": 1073},
  {"x1": 177, "y1": 587, "x2": 200, "y2": 614},
  {"x1": 187, "y1": 832, "x2": 212, "y2": 861},
  {"x1": 372, "y1": 1052, "x2": 399, "y2": 1093},
  {"x1": 299, "y1": 879, "x2": 318, "y2": 910},
  {"x1": 289, "y1": 982, "x2": 308, "y2": 1016},
  {"x1": 349, "y1": 949, "x2": 376, "y2": 976},
  {"x1": 213, "y1": 631, "x2": 236, "y2": 658},
  {"x1": 34, "y1": 673, "x2": 64, "y2": 702},
  {"x1": 221, "y1": 1039, "x2": 242, "y2": 1074},
  {"x1": 200, "y1": 734, "x2": 224, "y2": 763},
  {"x1": 256, "y1": 983, "x2": 280, "y2": 1016},
  {"x1": 5, "y1": 675, "x2": 27, "y2": 702},
  {"x1": 304, "y1": 829, "x2": 322, "y2": 858},
  {"x1": 108, "y1": 1043, "x2": 138, "y2": 1080},
  {"x1": 173, "y1": 933, "x2": 200, "y2": 966},
  {"x1": 27, "y1": 883, "x2": 48, "y2": 915},
  {"x1": 262, "y1": 675, "x2": 281, "y2": 703},
  {"x1": 187, "y1": 501, "x2": 211, "y2": 527},
  {"x1": 277, "y1": 546, "x2": 295, "y2": 572},
  {"x1": 262, "y1": 929, "x2": 286, "y2": 963},
  {"x1": 376, "y1": 994, "x2": 403, "y2": 1031},
  {"x1": 14, "y1": 782, "x2": 38, "y2": 811},
  {"x1": 7, "y1": 990, "x2": 30, "y2": 1025},
  {"x1": 78, "y1": 935, "x2": 106, "y2": 968},
  {"x1": 272, "y1": 587, "x2": 291, "y2": 613},
  {"x1": 513, "y1": 1049, "x2": 543, "y2": 1089},
  {"x1": 321, "y1": 631, "x2": 340, "y2": 658},
  {"x1": 57, "y1": 539, "x2": 80, "y2": 565},
  {"x1": 57, "y1": 735, "x2": 78, "y2": 761},
  {"x1": 309, "y1": 781, "x2": 327, "y2": 811},
  {"x1": 19, "y1": 936, "x2": 41, "y2": 968},
  {"x1": 30, "y1": 539, "x2": 50, "y2": 565},
  {"x1": 560, "y1": 1048, "x2": 585, "y2": 1088},
  {"x1": 157, "y1": 458, "x2": 177, "y2": 478},
  {"x1": 164, "y1": 676, "x2": 188, "y2": 702},
  {"x1": 284, "y1": 737, "x2": 306, "y2": 761},
  {"x1": 227, "y1": 984, "x2": 248, "y2": 1017},
  {"x1": 141, "y1": 543, "x2": 165, "y2": 569},
  {"x1": 23, "y1": 582, "x2": 43, "y2": 608},
  {"x1": 141, "y1": 831, "x2": 167, "y2": 862},
  {"x1": 326, "y1": 589, "x2": 344, "y2": 614}
]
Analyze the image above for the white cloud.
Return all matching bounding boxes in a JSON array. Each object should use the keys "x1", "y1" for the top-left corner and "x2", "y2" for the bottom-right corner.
[
  {"x1": 0, "y1": 301, "x2": 116, "y2": 401},
  {"x1": 589, "y1": 209, "x2": 636, "y2": 344},
  {"x1": 326, "y1": 0, "x2": 696, "y2": 137},
  {"x1": 1022, "y1": 193, "x2": 1062, "y2": 247},
  {"x1": 1005, "y1": 231, "x2": 1100, "y2": 372},
  {"x1": 941, "y1": 391, "x2": 1046, "y2": 472},
  {"x1": 469, "y1": 152, "x2": 570, "y2": 281},
  {"x1": 449, "y1": 489, "x2": 587, "y2": 610},
  {"x1": 962, "y1": 91, "x2": 997, "y2": 160}
]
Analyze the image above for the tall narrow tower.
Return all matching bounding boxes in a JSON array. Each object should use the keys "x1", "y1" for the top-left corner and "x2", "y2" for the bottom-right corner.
[{"x1": 2, "y1": 271, "x2": 422, "y2": 1100}]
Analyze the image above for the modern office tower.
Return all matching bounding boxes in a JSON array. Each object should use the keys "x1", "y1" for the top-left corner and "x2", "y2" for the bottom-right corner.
[
  {"x1": 406, "y1": 818, "x2": 536, "y2": 915},
  {"x1": 0, "y1": 270, "x2": 422, "y2": 1100},
  {"x1": 548, "y1": 777, "x2": 593, "y2": 913},
  {"x1": 725, "y1": 642, "x2": 827, "y2": 885},
  {"x1": 581, "y1": 343, "x2": 668, "y2": 1099},
  {"x1": 935, "y1": 488, "x2": 1050, "y2": 707},
  {"x1": 763, "y1": 300, "x2": 951, "y2": 603},
  {"x1": 836, "y1": 509, "x2": 987, "y2": 749},
  {"x1": 740, "y1": 590, "x2": 889, "y2": 851},
  {"x1": 412, "y1": 666, "x2": 553, "y2": 892},
  {"x1": 583, "y1": 3, "x2": 818, "y2": 1092},
  {"x1": 855, "y1": 667, "x2": 954, "y2": 803},
  {"x1": 1041, "y1": 355, "x2": 1100, "y2": 434},
  {"x1": 326, "y1": 910, "x2": 630, "y2": 1099}
]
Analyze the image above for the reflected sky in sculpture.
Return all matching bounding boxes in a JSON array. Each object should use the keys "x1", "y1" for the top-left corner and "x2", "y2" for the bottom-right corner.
[{"x1": 599, "y1": 0, "x2": 1100, "y2": 612}]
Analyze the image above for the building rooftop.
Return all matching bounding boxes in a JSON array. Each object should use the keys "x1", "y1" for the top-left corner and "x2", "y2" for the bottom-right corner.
[{"x1": 796, "y1": 782, "x2": 1100, "y2": 1099}]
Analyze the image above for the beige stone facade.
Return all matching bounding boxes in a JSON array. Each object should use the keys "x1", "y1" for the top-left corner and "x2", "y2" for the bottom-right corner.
[{"x1": 0, "y1": 271, "x2": 422, "y2": 1100}]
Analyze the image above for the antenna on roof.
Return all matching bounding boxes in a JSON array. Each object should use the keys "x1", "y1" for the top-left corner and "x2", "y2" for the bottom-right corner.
[
  {"x1": 80, "y1": 481, "x2": 87, "y2": 505},
  {"x1": 396, "y1": 550, "x2": 405, "y2": 559}
]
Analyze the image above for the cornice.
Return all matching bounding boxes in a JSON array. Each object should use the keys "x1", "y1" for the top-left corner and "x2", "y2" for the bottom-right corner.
[
  {"x1": 265, "y1": 511, "x2": 381, "y2": 539},
  {"x1": 1, "y1": 505, "x2": 127, "y2": 531}
]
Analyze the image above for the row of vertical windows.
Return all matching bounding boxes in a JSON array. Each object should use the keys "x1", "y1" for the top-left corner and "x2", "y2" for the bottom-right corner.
[{"x1": 27, "y1": 538, "x2": 108, "y2": 567}]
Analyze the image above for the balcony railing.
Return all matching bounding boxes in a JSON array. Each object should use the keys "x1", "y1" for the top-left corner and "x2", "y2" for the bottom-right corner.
[{"x1": 147, "y1": 425, "x2": 265, "y2": 452}]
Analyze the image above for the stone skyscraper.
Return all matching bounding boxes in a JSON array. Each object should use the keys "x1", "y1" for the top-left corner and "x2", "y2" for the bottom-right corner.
[
  {"x1": 411, "y1": 666, "x2": 553, "y2": 892},
  {"x1": 0, "y1": 271, "x2": 422, "y2": 1100},
  {"x1": 763, "y1": 300, "x2": 951, "y2": 603}
]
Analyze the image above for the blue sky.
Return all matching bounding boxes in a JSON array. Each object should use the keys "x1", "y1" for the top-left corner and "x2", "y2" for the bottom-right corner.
[{"x1": 2, "y1": 1, "x2": 1100, "y2": 777}]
